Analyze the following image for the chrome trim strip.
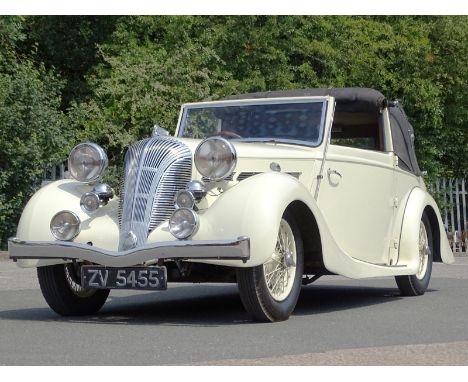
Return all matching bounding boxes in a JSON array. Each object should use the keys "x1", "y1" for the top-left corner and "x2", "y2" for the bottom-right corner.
[
  {"x1": 180, "y1": 96, "x2": 330, "y2": 109},
  {"x1": 8, "y1": 237, "x2": 250, "y2": 267}
]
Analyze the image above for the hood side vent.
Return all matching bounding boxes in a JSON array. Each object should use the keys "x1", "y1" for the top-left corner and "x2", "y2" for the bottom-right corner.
[
  {"x1": 201, "y1": 172, "x2": 235, "y2": 183},
  {"x1": 237, "y1": 172, "x2": 262, "y2": 181}
]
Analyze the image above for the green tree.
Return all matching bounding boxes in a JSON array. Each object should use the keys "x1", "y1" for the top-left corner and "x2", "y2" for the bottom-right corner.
[
  {"x1": 70, "y1": 35, "x2": 231, "y2": 188},
  {"x1": 426, "y1": 16, "x2": 468, "y2": 178},
  {"x1": 22, "y1": 16, "x2": 119, "y2": 108},
  {"x1": 69, "y1": 15, "x2": 467, "y2": 185},
  {"x1": 0, "y1": 16, "x2": 70, "y2": 247},
  {"x1": 0, "y1": 15, "x2": 466, "y2": 246}
]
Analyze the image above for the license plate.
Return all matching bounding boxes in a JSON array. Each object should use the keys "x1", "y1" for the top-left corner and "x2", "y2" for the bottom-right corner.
[{"x1": 81, "y1": 266, "x2": 167, "y2": 290}]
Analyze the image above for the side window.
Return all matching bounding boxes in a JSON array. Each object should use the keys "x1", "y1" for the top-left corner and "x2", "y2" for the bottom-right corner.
[{"x1": 330, "y1": 111, "x2": 384, "y2": 151}]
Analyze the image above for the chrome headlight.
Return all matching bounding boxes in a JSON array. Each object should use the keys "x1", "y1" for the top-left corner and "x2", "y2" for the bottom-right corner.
[
  {"x1": 68, "y1": 142, "x2": 108, "y2": 183},
  {"x1": 169, "y1": 208, "x2": 199, "y2": 239},
  {"x1": 194, "y1": 137, "x2": 236, "y2": 181},
  {"x1": 50, "y1": 211, "x2": 81, "y2": 241}
]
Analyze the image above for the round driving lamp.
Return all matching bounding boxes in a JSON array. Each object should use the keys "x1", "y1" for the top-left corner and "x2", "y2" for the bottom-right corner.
[
  {"x1": 186, "y1": 180, "x2": 206, "y2": 201},
  {"x1": 50, "y1": 211, "x2": 81, "y2": 241},
  {"x1": 174, "y1": 190, "x2": 195, "y2": 209},
  {"x1": 68, "y1": 142, "x2": 108, "y2": 183},
  {"x1": 194, "y1": 137, "x2": 237, "y2": 181},
  {"x1": 80, "y1": 192, "x2": 101, "y2": 213},
  {"x1": 169, "y1": 208, "x2": 199, "y2": 240}
]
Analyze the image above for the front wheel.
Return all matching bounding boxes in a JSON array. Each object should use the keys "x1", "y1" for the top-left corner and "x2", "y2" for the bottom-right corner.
[
  {"x1": 237, "y1": 211, "x2": 304, "y2": 322},
  {"x1": 37, "y1": 263, "x2": 109, "y2": 316},
  {"x1": 395, "y1": 213, "x2": 433, "y2": 296}
]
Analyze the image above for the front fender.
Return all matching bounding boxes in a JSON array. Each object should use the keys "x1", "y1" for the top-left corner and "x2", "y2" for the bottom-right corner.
[
  {"x1": 398, "y1": 187, "x2": 454, "y2": 266},
  {"x1": 150, "y1": 172, "x2": 348, "y2": 270},
  {"x1": 15, "y1": 179, "x2": 120, "y2": 267},
  {"x1": 193, "y1": 172, "x2": 312, "y2": 267},
  {"x1": 17, "y1": 175, "x2": 318, "y2": 269}
]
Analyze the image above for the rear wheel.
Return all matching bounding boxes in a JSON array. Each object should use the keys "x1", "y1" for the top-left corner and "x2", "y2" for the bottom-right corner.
[
  {"x1": 37, "y1": 263, "x2": 109, "y2": 316},
  {"x1": 395, "y1": 213, "x2": 433, "y2": 296},
  {"x1": 237, "y1": 211, "x2": 304, "y2": 322}
]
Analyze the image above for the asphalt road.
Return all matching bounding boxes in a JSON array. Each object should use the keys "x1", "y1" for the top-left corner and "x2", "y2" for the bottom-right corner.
[{"x1": 0, "y1": 254, "x2": 467, "y2": 365}]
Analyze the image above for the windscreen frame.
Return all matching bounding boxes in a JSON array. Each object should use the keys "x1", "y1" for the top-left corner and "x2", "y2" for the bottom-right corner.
[{"x1": 176, "y1": 97, "x2": 330, "y2": 148}]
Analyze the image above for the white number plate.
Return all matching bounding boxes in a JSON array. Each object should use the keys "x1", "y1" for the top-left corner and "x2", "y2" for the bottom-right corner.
[{"x1": 81, "y1": 266, "x2": 167, "y2": 290}]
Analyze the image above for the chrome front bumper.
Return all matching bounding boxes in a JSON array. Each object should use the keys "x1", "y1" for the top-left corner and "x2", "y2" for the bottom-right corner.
[{"x1": 8, "y1": 236, "x2": 250, "y2": 267}]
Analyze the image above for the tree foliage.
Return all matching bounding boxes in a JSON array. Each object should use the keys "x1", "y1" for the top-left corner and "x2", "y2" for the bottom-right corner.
[
  {"x1": 22, "y1": 16, "x2": 119, "y2": 108},
  {"x1": 0, "y1": 15, "x2": 466, "y2": 248},
  {"x1": 70, "y1": 16, "x2": 467, "y2": 182},
  {"x1": 0, "y1": 17, "x2": 71, "y2": 247}
]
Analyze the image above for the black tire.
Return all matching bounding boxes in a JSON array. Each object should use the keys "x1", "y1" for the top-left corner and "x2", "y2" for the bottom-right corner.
[
  {"x1": 237, "y1": 211, "x2": 304, "y2": 322},
  {"x1": 37, "y1": 263, "x2": 109, "y2": 316},
  {"x1": 395, "y1": 213, "x2": 433, "y2": 296}
]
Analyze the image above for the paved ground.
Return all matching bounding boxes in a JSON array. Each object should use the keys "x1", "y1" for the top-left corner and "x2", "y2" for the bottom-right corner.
[{"x1": 0, "y1": 255, "x2": 467, "y2": 365}]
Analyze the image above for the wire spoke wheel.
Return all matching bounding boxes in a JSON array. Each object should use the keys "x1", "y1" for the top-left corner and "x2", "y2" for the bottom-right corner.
[
  {"x1": 263, "y1": 219, "x2": 297, "y2": 301},
  {"x1": 237, "y1": 211, "x2": 304, "y2": 322},
  {"x1": 416, "y1": 222, "x2": 430, "y2": 280},
  {"x1": 395, "y1": 213, "x2": 433, "y2": 296}
]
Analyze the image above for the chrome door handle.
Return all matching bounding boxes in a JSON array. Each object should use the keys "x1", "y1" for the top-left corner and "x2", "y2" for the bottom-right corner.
[{"x1": 327, "y1": 168, "x2": 342, "y2": 178}]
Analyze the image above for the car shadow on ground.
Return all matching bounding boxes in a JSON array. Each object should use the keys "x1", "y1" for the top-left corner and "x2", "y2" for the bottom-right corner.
[
  {"x1": 294, "y1": 284, "x2": 404, "y2": 316},
  {"x1": 0, "y1": 282, "x2": 427, "y2": 326}
]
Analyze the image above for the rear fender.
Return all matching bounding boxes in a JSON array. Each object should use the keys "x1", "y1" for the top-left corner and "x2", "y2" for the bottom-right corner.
[{"x1": 398, "y1": 187, "x2": 454, "y2": 266}]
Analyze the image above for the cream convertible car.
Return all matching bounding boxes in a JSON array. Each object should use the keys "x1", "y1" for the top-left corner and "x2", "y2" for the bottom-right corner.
[{"x1": 9, "y1": 88, "x2": 454, "y2": 322}]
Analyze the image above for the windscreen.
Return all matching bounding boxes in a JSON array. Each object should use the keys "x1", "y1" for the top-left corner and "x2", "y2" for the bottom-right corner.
[{"x1": 178, "y1": 100, "x2": 326, "y2": 146}]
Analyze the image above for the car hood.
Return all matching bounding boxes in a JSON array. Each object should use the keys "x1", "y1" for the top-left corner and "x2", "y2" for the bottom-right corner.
[
  {"x1": 176, "y1": 137, "x2": 321, "y2": 187},
  {"x1": 176, "y1": 137, "x2": 322, "y2": 161}
]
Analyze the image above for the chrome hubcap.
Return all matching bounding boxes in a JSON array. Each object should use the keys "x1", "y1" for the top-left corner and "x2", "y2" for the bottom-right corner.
[
  {"x1": 416, "y1": 222, "x2": 430, "y2": 280},
  {"x1": 263, "y1": 219, "x2": 297, "y2": 301}
]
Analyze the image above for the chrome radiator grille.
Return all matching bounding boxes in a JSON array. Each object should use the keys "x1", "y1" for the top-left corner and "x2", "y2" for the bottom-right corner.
[{"x1": 118, "y1": 137, "x2": 192, "y2": 251}]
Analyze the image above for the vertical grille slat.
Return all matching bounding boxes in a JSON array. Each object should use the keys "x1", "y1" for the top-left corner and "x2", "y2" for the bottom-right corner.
[{"x1": 118, "y1": 137, "x2": 192, "y2": 251}]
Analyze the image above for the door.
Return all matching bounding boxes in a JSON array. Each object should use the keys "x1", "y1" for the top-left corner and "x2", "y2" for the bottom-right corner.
[{"x1": 316, "y1": 120, "x2": 396, "y2": 265}]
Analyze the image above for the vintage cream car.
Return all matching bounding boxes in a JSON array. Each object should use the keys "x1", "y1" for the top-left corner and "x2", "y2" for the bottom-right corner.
[{"x1": 9, "y1": 88, "x2": 454, "y2": 322}]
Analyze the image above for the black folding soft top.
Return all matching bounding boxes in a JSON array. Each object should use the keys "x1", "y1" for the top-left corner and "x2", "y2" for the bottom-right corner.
[
  {"x1": 224, "y1": 87, "x2": 386, "y2": 113},
  {"x1": 223, "y1": 87, "x2": 421, "y2": 175}
]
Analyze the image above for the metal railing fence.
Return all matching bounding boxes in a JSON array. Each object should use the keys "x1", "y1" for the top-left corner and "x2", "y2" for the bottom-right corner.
[{"x1": 431, "y1": 178, "x2": 467, "y2": 254}]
